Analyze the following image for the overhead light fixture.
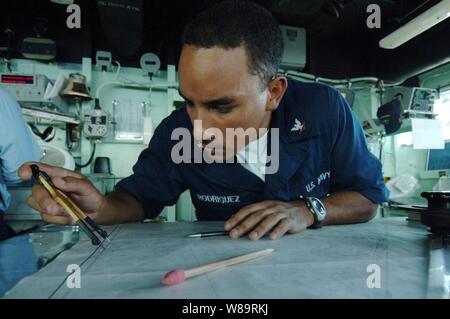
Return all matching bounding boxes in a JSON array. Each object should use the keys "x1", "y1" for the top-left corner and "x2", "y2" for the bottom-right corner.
[{"x1": 379, "y1": 0, "x2": 450, "y2": 49}]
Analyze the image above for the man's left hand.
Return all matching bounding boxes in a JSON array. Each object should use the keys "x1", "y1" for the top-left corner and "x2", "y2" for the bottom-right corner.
[{"x1": 224, "y1": 200, "x2": 314, "y2": 240}]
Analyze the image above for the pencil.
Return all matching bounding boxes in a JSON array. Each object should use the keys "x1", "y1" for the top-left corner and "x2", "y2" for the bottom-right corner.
[{"x1": 186, "y1": 231, "x2": 229, "y2": 238}]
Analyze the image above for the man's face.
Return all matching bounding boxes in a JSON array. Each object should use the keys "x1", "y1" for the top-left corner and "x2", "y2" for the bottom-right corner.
[{"x1": 178, "y1": 45, "x2": 272, "y2": 161}]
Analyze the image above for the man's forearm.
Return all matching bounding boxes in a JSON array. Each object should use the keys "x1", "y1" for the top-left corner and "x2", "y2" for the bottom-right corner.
[
  {"x1": 321, "y1": 191, "x2": 378, "y2": 226},
  {"x1": 95, "y1": 191, "x2": 146, "y2": 225}
]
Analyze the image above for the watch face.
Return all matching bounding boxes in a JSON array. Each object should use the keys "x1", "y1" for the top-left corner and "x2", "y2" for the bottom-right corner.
[{"x1": 310, "y1": 198, "x2": 326, "y2": 221}]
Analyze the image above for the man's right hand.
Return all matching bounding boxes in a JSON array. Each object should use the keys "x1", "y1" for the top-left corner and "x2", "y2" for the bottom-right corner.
[{"x1": 19, "y1": 162, "x2": 106, "y2": 225}]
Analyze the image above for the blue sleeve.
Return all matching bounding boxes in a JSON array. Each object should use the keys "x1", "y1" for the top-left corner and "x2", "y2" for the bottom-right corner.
[
  {"x1": 329, "y1": 91, "x2": 389, "y2": 204},
  {"x1": 0, "y1": 89, "x2": 42, "y2": 184},
  {"x1": 114, "y1": 119, "x2": 186, "y2": 218},
  {"x1": 0, "y1": 89, "x2": 42, "y2": 211}
]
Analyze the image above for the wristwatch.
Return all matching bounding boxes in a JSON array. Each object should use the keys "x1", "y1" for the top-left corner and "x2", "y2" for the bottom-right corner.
[{"x1": 303, "y1": 197, "x2": 327, "y2": 229}]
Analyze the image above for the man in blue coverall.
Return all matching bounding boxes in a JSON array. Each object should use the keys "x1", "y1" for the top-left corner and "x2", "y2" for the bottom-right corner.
[
  {"x1": 19, "y1": 1, "x2": 388, "y2": 241},
  {"x1": 0, "y1": 87, "x2": 42, "y2": 241}
]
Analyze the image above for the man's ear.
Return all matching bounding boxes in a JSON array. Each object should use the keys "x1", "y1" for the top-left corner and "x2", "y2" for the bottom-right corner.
[{"x1": 266, "y1": 76, "x2": 288, "y2": 111}]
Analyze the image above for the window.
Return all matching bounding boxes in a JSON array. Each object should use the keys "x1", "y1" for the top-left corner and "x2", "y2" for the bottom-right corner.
[
  {"x1": 395, "y1": 89, "x2": 450, "y2": 147},
  {"x1": 434, "y1": 89, "x2": 450, "y2": 140}
]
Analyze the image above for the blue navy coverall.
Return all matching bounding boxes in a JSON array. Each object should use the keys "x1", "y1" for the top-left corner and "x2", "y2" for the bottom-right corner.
[
  {"x1": 116, "y1": 79, "x2": 389, "y2": 221},
  {"x1": 0, "y1": 87, "x2": 42, "y2": 239}
]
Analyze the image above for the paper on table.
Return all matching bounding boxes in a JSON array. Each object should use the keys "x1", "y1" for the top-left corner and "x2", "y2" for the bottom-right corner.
[
  {"x1": 411, "y1": 119, "x2": 444, "y2": 150},
  {"x1": 4, "y1": 221, "x2": 430, "y2": 299}
]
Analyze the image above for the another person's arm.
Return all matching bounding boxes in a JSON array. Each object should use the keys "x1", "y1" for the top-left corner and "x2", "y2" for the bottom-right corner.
[
  {"x1": 0, "y1": 90, "x2": 42, "y2": 185},
  {"x1": 0, "y1": 89, "x2": 42, "y2": 211}
]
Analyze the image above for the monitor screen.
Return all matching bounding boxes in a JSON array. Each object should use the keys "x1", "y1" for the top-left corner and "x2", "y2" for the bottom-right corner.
[{"x1": 427, "y1": 140, "x2": 450, "y2": 171}]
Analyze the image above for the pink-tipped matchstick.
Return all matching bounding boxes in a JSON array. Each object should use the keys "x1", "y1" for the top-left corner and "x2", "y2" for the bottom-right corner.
[
  {"x1": 161, "y1": 248, "x2": 274, "y2": 286},
  {"x1": 162, "y1": 269, "x2": 186, "y2": 285}
]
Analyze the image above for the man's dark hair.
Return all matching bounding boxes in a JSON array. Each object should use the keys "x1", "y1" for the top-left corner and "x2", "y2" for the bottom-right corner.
[{"x1": 182, "y1": 0, "x2": 284, "y2": 86}]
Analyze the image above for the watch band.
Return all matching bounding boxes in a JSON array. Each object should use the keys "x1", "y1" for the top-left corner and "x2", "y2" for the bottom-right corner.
[{"x1": 304, "y1": 197, "x2": 326, "y2": 229}]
